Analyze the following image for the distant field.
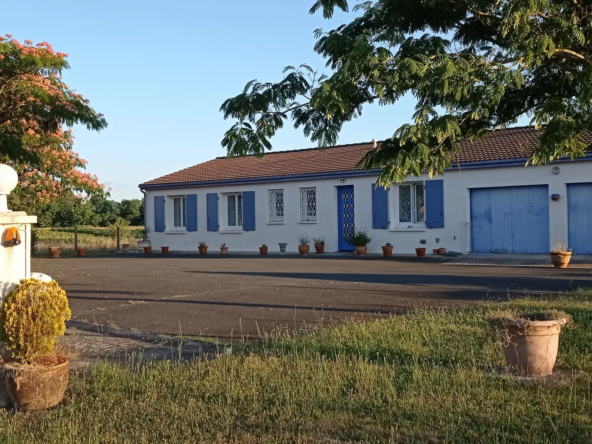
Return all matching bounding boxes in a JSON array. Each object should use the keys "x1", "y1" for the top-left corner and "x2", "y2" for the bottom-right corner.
[{"x1": 34, "y1": 226, "x2": 143, "y2": 256}]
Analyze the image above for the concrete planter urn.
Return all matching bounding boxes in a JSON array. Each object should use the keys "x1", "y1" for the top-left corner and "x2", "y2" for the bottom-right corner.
[
  {"x1": 355, "y1": 246, "x2": 367, "y2": 256},
  {"x1": 137, "y1": 240, "x2": 150, "y2": 251},
  {"x1": 260, "y1": 245, "x2": 268, "y2": 255},
  {"x1": 122, "y1": 243, "x2": 131, "y2": 251},
  {"x1": 382, "y1": 245, "x2": 393, "y2": 257},
  {"x1": 278, "y1": 243, "x2": 288, "y2": 255},
  {"x1": 298, "y1": 245, "x2": 310, "y2": 255},
  {"x1": 550, "y1": 252, "x2": 571, "y2": 268},
  {"x1": 77, "y1": 248, "x2": 86, "y2": 257},
  {"x1": 492, "y1": 312, "x2": 570, "y2": 377},
  {"x1": 415, "y1": 248, "x2": 426, "y2": 257},
  {"x1": 48, "y1": 247, "x2": 61, "y2": 258},
  {"x1": 3, "y1": 358, "x2": 69, "y2": 411}
]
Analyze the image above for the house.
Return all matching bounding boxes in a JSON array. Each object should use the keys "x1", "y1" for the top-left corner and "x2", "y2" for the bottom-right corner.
[{"x1": 139, "y1": 127, "x2": 592, "y2": 255}]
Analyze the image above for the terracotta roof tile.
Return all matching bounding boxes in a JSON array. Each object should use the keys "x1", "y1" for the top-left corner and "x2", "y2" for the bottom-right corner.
[{"x1": 140, "y1": 127, "x2": 591, "y2": 187}]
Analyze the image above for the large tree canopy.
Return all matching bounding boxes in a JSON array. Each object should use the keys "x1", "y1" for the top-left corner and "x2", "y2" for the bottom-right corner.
[
  {"x1": 0, "y1": 35, "x2": 107, "y2": 211},
  {"x1": 221, "y1": 0, "x2": 592, "y2": 184}
]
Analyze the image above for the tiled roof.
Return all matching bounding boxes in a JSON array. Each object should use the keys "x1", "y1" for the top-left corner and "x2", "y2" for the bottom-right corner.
[{"x1": 140, "y1": 127, "x2": 591, "y2": 187}]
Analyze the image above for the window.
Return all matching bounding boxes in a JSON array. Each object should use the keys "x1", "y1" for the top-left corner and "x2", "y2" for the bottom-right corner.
[
  {"x1": 227, "y1": 193, "x2": 243, "y2": 228},
  {"x1": 395, "y1": 183, "x2": 425, "y2": 226},
  {"x1": 300, "y1": 187, "x2": 317, "y2": 221},
  {"x1": 268, "y1": 189, "x2": 284, "y2": 222},
  {"x1": 173, "y1": 197, "x2": 186, "y2": 228}
]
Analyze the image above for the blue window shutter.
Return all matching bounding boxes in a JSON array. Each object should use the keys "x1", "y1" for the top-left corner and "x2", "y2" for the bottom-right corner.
[
  {"x1": 207, "y1": 193, "x2": 219, "y2": 232},
  {"x1": 186, "y1": 194, "x2": 198, "y2": 232},
  {"x1": 242, "y1": 191, "x2": 256, "y2": 231},
  {"x1": 372, "y1": 184, "x2": 389, "y2": 229},
  {"x1": 154, "y1": 196, "x2": 165, "y2": 232},
  {"x1": 425, "y1": 180, "x2": 444, "y2": 228}
]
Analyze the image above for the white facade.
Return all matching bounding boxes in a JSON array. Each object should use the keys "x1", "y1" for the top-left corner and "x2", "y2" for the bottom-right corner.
[{"x1": 142, "y1": 160, "x2": 592, "y2": 254}]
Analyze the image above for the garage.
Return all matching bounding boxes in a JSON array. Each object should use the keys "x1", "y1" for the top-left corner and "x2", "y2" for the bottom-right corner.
[
  {"x1": 470, "y1": 185, "x2": 550, "y2": 253},
  {"x1": 568, "y1": 183, "x2": 592, "y2": 254}
]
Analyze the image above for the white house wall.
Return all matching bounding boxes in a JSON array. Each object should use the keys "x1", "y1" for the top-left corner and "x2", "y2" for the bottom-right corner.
[{"x1": 144, "y1": 161, "x2": 591, "y2": 254}]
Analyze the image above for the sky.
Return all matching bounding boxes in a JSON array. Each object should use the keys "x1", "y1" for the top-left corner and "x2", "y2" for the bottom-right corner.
[{"x1": 2, "y1": 1, "x2": 521, "y2": 201}]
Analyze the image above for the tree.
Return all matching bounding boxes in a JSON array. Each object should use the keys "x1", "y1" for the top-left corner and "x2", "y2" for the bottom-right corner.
[
  {"x1": 119, "y1": 199, "x2": 144, "y2": 226},
  {"x1": 221, "y1": 1, "x2": 592, "y2": 185},
  {"x1": 0, "y1": 35, "x2": 107, "y2": 211}
]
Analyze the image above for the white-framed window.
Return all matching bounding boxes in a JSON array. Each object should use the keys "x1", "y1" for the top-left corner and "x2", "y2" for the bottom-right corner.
[
  {"x1": 268, "y1": 189, "x2": 284, "y2": 222},
  {"x1": 300, "y1": 187, "x2": 317, "y2": 221},
  {"x1": 225, "y1": 193, "x2": 243, "y2": 229},
  {"x1": 393, "y1": 182, "x2": 425, "y2": 226},
  {"x1": 173, "y1": 196, "x2": 186, "y2": 228}
]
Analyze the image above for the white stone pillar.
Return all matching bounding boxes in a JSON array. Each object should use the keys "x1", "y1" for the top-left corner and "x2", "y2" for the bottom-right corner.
[{"x1": 0, "y1": 165, "x2": 37, "y2": 299}]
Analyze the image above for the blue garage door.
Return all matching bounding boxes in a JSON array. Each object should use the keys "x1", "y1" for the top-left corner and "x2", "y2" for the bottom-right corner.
[
  {"x1": 470, "y1": 185, "x2": 550, "y2": 253},
  {"x1": 568, "y1": 183, "x2": 592, "y2": 254}
]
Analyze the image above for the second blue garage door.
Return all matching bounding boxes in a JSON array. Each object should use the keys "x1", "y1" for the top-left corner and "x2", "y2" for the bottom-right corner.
[
  {"x1": 568, "y1": 183, "x2": 592, "y2": 254},
  {"x1": 470, "y1": 185, "x2": 550, "y2": 253}
]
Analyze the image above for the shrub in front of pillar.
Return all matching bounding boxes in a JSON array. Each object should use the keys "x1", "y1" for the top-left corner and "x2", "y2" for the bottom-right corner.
[{"x1": 0, "y1": 279, "x2": 71, "y2": 363}]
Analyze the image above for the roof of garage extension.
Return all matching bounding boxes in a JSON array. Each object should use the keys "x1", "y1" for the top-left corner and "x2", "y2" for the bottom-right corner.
[{"x1": 140, "y1": 126, "x2": 592, "y2": 188}]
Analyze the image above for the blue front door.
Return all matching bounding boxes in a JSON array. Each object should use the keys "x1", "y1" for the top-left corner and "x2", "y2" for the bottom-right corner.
[{"x1": 338, "y1": 185, "x2": 355, "y2": 251}]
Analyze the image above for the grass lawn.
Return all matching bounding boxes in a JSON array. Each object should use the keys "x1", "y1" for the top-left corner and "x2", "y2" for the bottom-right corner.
[
  {"x1": 34, "y1": 227, "x2": 143, "y2": 257},
  {"x1": 1, "y1": 292, "x2": 592, "y2": 443}
]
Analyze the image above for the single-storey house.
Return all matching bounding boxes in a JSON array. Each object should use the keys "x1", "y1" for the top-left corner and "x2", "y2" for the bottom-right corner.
[{"x1": 139, "y1": 127, "x2": 592, "y2": 255}]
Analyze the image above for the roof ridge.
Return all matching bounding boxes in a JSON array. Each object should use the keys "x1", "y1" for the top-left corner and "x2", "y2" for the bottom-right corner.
[{"x1": 214, "y1": 141, "x2": 374, "y2": 160}]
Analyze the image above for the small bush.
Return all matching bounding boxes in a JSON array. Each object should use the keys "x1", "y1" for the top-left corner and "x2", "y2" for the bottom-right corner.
[
  {"x1": 345, "y1": 228, "x2": 372, "y2": 246},
  {"x1": 0, "y1": 279, "x2": 71, "y2": 363}
]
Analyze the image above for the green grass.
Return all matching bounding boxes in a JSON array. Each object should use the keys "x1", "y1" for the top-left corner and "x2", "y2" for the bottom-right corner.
[
  {"x1": 2, "y1": 292, "x2": 592, "y2": 443},
  {"x1": 34, "y1": 227, "x2": 143, "y2": 257}
]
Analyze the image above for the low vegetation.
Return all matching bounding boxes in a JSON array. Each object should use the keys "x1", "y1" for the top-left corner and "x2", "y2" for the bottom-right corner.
[
  {"x1": 34, "y1": 227, "x2": 142, "y2": 256},
  {"x1": 1, "y1": 292, "x2": 592, "y2": 442}
]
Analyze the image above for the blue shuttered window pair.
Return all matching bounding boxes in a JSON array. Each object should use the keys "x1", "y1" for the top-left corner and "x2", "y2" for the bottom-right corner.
[
  {"x1": 207, "y1": 191, "x2": 256, "y2": 232},
  {"x1": 371, "y1": 180, "x2": 445, "y2": 230},
  {"x1": 154, "y1": 194, "x2": 198, "y2": 232}
]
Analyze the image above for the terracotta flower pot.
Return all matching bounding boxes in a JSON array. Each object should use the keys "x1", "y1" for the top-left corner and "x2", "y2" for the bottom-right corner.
[
  {"x1": 220, "y1": 247, "x2": 228, "y2": 255},
  {"x1": 48, "y1": 247, "x2": 61, "y2": 258},
  {"x1": 298, "y1": 245, "x2": 309, "y2": 255},
  {"x1": 550, "y1": 252, "x2": 571, "y2": 268},
  {"x1": 415, "y1": 248, "x2": 426, "y2": 257},
  {"x1": 315, "y1": 244, "x2": 325, "y2": 254},
  {"x1": 355, "y1": 246, "x2": 367, "y2": 256},
  {"x1": 77, "y1": 248, "x2": 86, "y2": 257},
  {"x1": 382, "y1": 245, "x2": 393, "y2": 257},
  {"x1": 161, "y1": 246, "x2": 169, "y2": 254},
  {"x1": 438, "y1": 248, "x2": 447, "y2": 255},
  {"x1": 198, "y1": 245, "x2": 208, "y2": 255},
  {"x1": 433, "y1": 249, "x2": 439, "y2": 255},
  {"x1": 143, "y1": 246, "x2": 152, "y2": 254},
  {"x1": 496, "y1": 319, "x2": 566, "y2": 376},
  {"x1": 260, "y1": 246, "x2": 268, "y2": 255},
  {"x1": 3, "y1": 358, "x2": 69, "y2": 411}
]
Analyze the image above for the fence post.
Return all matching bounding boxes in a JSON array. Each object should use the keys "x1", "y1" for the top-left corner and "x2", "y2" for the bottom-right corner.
[
  {"x1": 117, "y1": 226, "x2": 120, "y2": 251},
  {"x1": 74, "y1": 226, "x2": 78, "y2": 252}
]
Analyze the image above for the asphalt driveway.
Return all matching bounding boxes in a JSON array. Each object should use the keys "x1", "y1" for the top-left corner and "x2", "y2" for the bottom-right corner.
[{"x1": 33, "y1": 255, "x2": 592, "y2": 340}]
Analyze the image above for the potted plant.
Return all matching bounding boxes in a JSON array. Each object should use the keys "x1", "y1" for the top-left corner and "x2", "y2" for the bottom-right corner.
[
  {"x1": 198, "y1": 242, "x2": 208, "y2": 255},
  {"x1": 260, "y1": 244, "x2": 268, "y2": 255},
  {"x1": 298, "y1": 235, "x2": 310, "y2": 255},
  {"x1": 220, "y1": 243, "x2": 228, "y2": 255},
  {"x1": 415, "y1": 247, "x2": 426, "y2": 257},
  {"x1": 161, "y1": 246, "x2": 169, "y2": 254},
  {"x1": 77, "y1": 248, "x2": 86, "y2": 257},
  {"x1": 490, "y1": 310, "x2": 572, "y2": 377},
  {"x1": 550, "y1": 244, "x2": 572, "y2": 268},
  {"x1": 0, "y1": 279, "x2": 72, "y2": 411},
  {"x1": 346, "y1": 228, "x2": 371, "y2": 256},
  {"x1": 382, "y1": 242, "x2": 393, "y2": 257},
  {"x1": 48, "y1": 247, "x2": 61, "y2": 258},
  {"x1": 135, "y1": 228, "x2": 151, "y2": 251},
  {"x1": 313, "y1": 236, "x2": 325, "y2": 254}
]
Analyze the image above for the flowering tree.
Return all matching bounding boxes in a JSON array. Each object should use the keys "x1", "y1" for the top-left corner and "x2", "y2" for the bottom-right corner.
[{"x1": 0, "y1": 35, "x2": 107, "y2": 212}]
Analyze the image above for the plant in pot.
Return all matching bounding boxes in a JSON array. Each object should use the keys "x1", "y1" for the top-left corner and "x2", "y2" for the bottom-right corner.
[
  {"x1": 298, "y1": 235, "x2": 310, "y2": 255},
  {"x1": 134, "y1": 228, "x2": 152, "y2": 251},
  {"x1": 198, "y1": 241, "x2": 208, "y2": 255},
  {"x1": 0, "y1": 279, "x2": 72, "y2": 411},
  {"x1": 489, "y1": 309, "x2": 572, "y2": 377},
  {"x1": 260, "y1": 244, "x2": 268, "y2": 255},
  {"x1": 220, "y1": 243, "x2": 228, "y2": 255},
  {"x1": 382, "y1": 242, "x2": 393, "y2": 257},
  {"x1": 550, "y1": 243, "x2": 572, "y2": 268},
  {"x1": 346, "y1": 228, "x2": 372, "y2": 256},
  {"x1": 313, "y1": 236, "x2": 325, "y2": 254}
]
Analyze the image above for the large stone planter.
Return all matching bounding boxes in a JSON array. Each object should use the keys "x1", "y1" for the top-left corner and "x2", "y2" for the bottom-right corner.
[{"x1": 4, "y1": 359, "x2": 69, "y2": 411}]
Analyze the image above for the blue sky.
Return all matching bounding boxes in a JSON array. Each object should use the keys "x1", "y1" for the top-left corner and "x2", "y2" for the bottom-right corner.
[{"x1": 2, "y1": 1, "x2": 518, "y2": 200}]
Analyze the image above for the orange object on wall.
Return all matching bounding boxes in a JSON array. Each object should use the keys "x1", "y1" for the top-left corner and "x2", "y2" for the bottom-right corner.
[{"x1": 4, "y1": 227, "x2": 21, "y2": 246}]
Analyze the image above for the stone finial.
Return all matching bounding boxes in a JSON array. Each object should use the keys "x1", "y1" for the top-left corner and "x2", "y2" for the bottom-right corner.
[{"x1": 0, "y1": 164, "x2": 18, "y2": 212}]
